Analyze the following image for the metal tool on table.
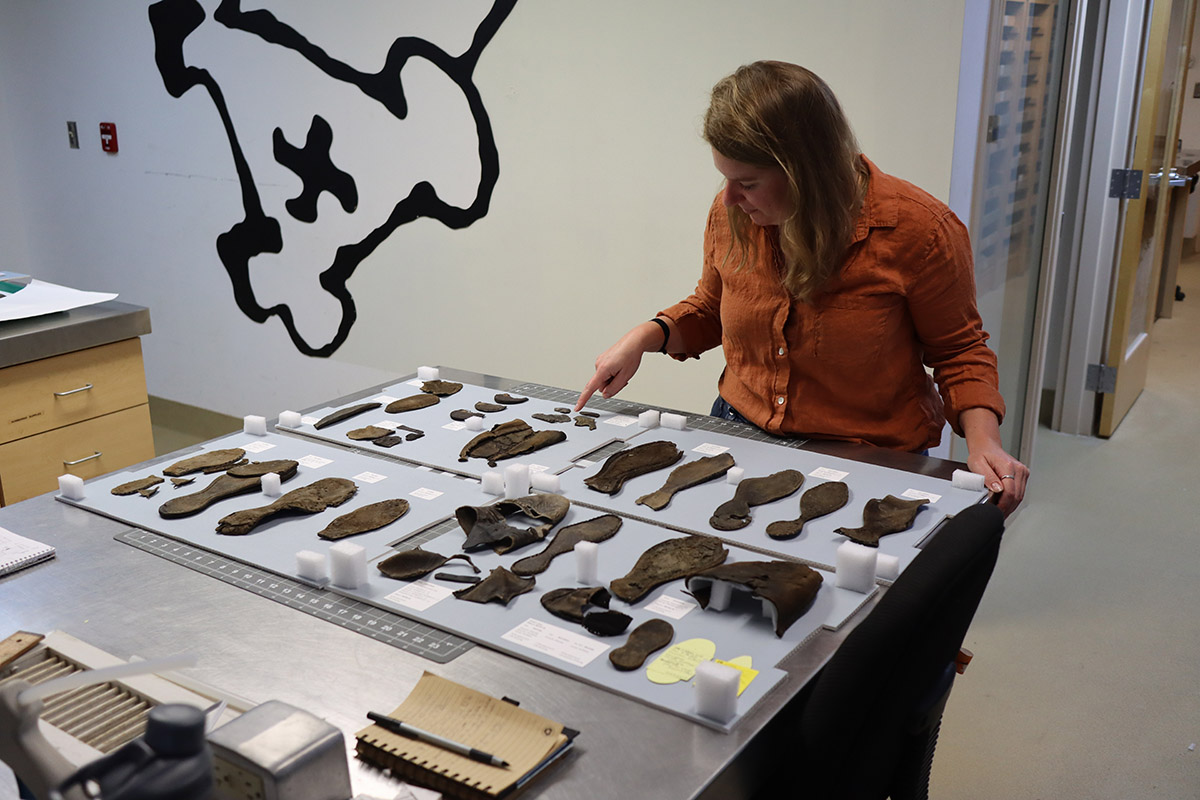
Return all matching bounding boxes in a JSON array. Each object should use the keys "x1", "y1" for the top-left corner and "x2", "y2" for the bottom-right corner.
[{"x1": 0, "y1": 632, "x2": 353, "y2": 800}]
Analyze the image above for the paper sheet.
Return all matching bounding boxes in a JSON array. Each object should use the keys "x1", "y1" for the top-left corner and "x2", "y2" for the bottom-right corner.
[{"x1": 0, "y1": 279, "x2": 117, "y2": 322}]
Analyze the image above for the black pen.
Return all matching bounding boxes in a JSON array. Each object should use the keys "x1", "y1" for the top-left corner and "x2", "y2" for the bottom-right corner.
[{"x1": 367, "y1": 711, "x2": 511, "y2": 768}]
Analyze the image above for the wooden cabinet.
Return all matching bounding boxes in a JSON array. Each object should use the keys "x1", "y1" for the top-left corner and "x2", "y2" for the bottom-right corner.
[{"x1": 0, "y1": 338, "x2": 154, "y2": 506}]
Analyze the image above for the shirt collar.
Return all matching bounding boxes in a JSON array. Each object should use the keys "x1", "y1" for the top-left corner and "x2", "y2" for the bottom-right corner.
[{"x1": 851, "y1": 155, "x2": 898, "y2": 243}]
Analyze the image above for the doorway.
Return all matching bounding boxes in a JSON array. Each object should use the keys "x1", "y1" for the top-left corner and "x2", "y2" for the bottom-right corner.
[{"x1": 1044, "y1": 0, "x2": 1197, "y2": 439}]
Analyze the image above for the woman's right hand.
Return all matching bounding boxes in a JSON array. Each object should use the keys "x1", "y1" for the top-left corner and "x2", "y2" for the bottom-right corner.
[{"x1": 574, "y1": 321, "x2": 670, "y2": 411}]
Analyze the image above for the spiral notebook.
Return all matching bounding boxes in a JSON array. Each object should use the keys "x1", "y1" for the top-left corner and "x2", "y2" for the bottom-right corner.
[
  {"x1": 0, "y1": 526, "x2": 56, "y2": 577},
  {"x1": 355, "y1": 672, "x2": 576, "y2": 800}
]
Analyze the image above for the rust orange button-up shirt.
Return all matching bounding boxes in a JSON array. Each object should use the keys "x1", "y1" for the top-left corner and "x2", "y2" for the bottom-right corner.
[{"x1": 659, "y1": 156, "x2": 1004, "y2": 452}]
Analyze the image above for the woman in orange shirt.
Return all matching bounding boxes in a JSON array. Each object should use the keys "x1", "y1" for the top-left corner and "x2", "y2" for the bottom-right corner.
[{"x1": 576, "y1": 61, "x2": 1028, "y2": 514}]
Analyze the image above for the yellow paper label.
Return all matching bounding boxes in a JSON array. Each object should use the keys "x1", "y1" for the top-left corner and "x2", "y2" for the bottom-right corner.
[
  {"x1": 645, "y1": 638, "x2": 717, "y2": 684},
  {"x1": 714, "y1": 656, "x2": 758, "y2": 696}
]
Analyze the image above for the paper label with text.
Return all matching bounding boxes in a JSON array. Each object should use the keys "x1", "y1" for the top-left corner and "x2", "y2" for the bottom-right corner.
[
  {"x1": 902, "y1": 488, "x2": 941, "y2": 503},
  {"x1": 603, "y1": 415, "x2": 639, "y2": 427},
  {"x1": 502, "y1": 619, "x2": 610, "y2": 667},
  {"x1": 241, "y1": 440, "x2": 276, "y2": 454},
  {"x1": 410, "y1": 487, "x2": 443, "y2": 501},
  {"x1": 298, "y1": 455, "x2": 333, "y2": 469},
  {"x1": 810, "y1": 466, "x2": 850, "y2": 481},
  {"x1": 692, "y1": 442, "x2": 730, "y2": 456},
  {"x1": 385, "y1": 580, "x2": 453, "y2": 612},
  {"x1": 301, "y1": 415, "x2": 320, "y2": 426},
  {"x1": 645, "y1": 594, "x2": 696, "y2": 620},
  {"x1": 354, "y1": 471, "x2": 387, "y2": 485}
]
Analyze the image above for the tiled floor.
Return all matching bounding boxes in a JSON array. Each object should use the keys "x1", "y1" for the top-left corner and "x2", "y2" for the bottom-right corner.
[{"x1": 935, "y1": 256, "x2": 1200, "y2": 797}]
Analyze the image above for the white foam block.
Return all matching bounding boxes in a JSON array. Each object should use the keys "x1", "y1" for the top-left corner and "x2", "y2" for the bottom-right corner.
[
  {"x1": 726, "y1": 467, "x2": 745, "y2": 485},
  {"x1": 417, "y1": 366, "x2": 440, "y2": 381},
  {"x1": 57, "y1": 474, "x2": 85, "y2": 500},
  {"x1": 836, "y1": 541, "x2": 878, "y2": 593},
  {"x1": 295, "y1": 550, "x2": 327, "y2": 582},
  {"x1": 465, "y1": 415, "x2": 484, "y2": 431},
  {"x1": 706, "y1": 581, "x2": 733, "y2": 611},
  {"x1": 481, "y1": 470, "x2": 505, "y2": 496},
  {"x1": 661, "y1": 412, "x2": 687, "y2": 430},
  {"x1": 876, "y1": 553, "x2": 900, "y2": 581},
  {"x1": 638, "y1": 410, "x2": 660, "y2": 429},
  {"x1": 530, "y1": 471, "x2": 560, "y2": 493},
  {"x1": 694, "y1": 660, "x2": 740, "y2": 723},
  {"x1": 952, "y1": 469, "x2": 986, "y2": 491},
  {"x1": 243, "y1": 415, "x2": 267, "y2": 436},
  {"x1": 261, "y1": 471, "x2": 282, "y2": 498},
  {"x1": 329, "y1": 541, "x2": 368, "y2": 590},
  {"x1": 575, "y1": 541, "x2": 599, "y2": 584},
  {"x1": 278, "y1": 410, "x2": 303, "y2": 429},
  {"x1": 504, "y1": 464, "x2": 531, "y2": 498}
]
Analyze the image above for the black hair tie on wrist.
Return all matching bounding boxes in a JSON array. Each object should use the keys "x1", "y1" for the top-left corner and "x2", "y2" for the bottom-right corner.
[{"x1": 649, "y1": 317, "x2": 670, "y2": 354}]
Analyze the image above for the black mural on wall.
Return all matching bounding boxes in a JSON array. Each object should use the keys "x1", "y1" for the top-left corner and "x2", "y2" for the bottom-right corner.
[{"x1": 148, "y1": 0, "x2": 517, "y2": 356}]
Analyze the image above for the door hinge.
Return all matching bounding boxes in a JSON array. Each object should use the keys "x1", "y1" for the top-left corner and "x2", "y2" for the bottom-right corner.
[
  {"x1": 1086, "y1": 363, "x2": 1117, "y2": 393},
  {"x1": 1109, "y1": 169, "x2": 1143, "y2": 199}
]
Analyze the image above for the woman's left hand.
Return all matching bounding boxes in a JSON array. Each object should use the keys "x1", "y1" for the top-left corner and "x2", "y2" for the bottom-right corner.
[
  {"x1": 966, "y1": 444, "x2": 1028, "y2": 516},
  {"x1": 960, "y1": 407, "x2": 1029, "y2": 516}
]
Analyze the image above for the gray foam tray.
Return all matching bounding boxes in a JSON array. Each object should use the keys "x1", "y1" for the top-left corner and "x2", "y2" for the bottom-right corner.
[
  {"x1": 557, "y1": 425, "x2": 988, "y2": 573},
  {"x1": 56, "y1": 432, "x2": 488, "y2": 580},
  {"x1": 331, "y1": 505, "x2": 875, "y2": 732},
  {"x1": 280, "y1": 379, "x2": 645, "y2": 478}
]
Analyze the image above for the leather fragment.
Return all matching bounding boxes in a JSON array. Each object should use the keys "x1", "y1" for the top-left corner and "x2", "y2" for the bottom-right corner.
[
  {"x1": 686, "y1": 560, "x2": 823, "y2": 636},
  {"x1": 318, "y1": 498, "x2": 411, "y2": 540},
  {"x1": 314, "y1": 402, "x2": 381, "y2": 430},
  {"x1": 584, "y1": 440, "x2": 684, "y2": 495},
  {"x1": 636, "y1": 453, "x2": 735, "y2": 510},
  {"x1": 710, "y1": 469, "x2": 805, "y2": 531},
  {"x1": 835, "y1": 495, "x2": 929, "y2": 546},
  {"x1": 453, "y1": 566, "x2": 535, "y2": 605},
  {"x1": 765, "y1": 481, "x2": 850, "y2": 540},
  {"x1": 610, "y1": 535, "x2": 729, "y2": 603},
  {"x1": 215, "y1": 477, "x2": 358, "y2": 535}
]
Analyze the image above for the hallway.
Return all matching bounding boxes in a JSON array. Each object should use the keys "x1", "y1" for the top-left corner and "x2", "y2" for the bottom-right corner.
[{"x1": 936, "y1": 255, "x2": 1200, "y2": 796}]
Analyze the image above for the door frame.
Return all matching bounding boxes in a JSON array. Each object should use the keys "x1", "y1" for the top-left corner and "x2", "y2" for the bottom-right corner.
[
  {"x1": 1052, "y1": 0, "x2": 1150, "y2": 436},
  {"x1": 1096, "y1": 0, "x2": 1196, "y2": 436}
]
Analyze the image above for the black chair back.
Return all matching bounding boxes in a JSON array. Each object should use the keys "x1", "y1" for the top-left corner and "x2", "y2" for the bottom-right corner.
[{"x1": 797, "y1": 502, "x2": 1005, "y2": 799}]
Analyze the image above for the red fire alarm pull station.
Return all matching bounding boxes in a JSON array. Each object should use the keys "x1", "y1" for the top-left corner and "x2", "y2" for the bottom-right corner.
[{"x1": 99, "y1": 122, "x2": 118, "y2": 154}]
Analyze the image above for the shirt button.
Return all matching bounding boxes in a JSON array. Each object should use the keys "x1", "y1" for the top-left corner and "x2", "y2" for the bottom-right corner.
[
  {"x1": 777, "y1": 347, "x2": 785, "y2": 356},
  {"x1": 776, "y1": 396, "x2": 785, "y2": 406}
]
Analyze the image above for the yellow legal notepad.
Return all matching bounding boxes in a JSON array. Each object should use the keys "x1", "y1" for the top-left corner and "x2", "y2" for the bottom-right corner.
[{"x1": 355, "y1": 671, "x2": 575, "y2": 800}]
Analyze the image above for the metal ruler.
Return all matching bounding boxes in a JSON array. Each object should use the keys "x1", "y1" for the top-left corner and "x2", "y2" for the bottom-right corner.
[
  {"x1": 508, "y1": 381, "x2": 809, "y2": 448},
  {"x1": 115, "y1": 528, "x2": 473, "y2": 664}
]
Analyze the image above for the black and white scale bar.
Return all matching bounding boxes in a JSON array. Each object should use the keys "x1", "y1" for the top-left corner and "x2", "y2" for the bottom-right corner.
[
  {"x1": 115, "y1": 529, "x2": 473, "y2": 664},
  {"x1": 508, "y1": 381, "x2": 808, "y2": 448}
]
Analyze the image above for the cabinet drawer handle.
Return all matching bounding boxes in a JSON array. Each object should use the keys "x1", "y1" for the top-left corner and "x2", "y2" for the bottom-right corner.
[
  {"x1": 54, "y1": 383, "x2": 94, "y2": 397},
  {"x1": 63, "y1": 451, "x2": 102, "y2": 466}
]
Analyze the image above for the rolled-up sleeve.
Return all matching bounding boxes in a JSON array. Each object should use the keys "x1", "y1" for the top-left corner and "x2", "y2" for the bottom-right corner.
[
  {"x1": 658, "y1": 198, "x2": 727, "y2": 360},
  {"x1": 908, "y1": 210, "x2": 1005, "y2": 434}
]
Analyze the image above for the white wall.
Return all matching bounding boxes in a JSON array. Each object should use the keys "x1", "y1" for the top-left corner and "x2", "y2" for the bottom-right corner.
[
  {"x1": 0, "y1": 1, "x2": 966, "y2": 419},
  {"x1": 0, "y1": 59, "x2": 29, "y2": 274}
]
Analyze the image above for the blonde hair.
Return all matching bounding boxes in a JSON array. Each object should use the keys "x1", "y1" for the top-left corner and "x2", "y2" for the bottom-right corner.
[{"x1": 704, "y1": 61, "x2": 867, "y2": 301}]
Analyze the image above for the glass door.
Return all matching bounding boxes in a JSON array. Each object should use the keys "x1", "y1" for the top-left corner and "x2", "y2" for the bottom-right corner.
[{"x1": 967, "y1": 0, "x2": 1072, "y2": 459}]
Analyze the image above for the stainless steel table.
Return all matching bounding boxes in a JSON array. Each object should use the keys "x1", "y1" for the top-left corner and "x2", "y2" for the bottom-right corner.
[
  {"x1": 0, "y1": 300, "x2": 150, "y2": 369},
  {"x1": 0, "y1": 368, "x2": 962, "y2": 799}
]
